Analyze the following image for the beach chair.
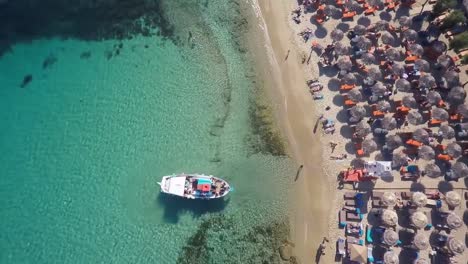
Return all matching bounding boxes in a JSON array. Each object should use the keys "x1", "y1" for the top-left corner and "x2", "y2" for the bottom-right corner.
[
  {"x1": 372, "y1": 191, "x2": 384, "y2": 200},
  {"x1": 336, "y1": 0, "x2": 345, "y2": 6},
  {"x1": 344, "y1": 192, "x2": 357, "y2": 200},
  {"x1": 354, "y1": 143, "x2": 364, "y2": 156},
  {"x1": 449, "y1": 113, "x2": 462, "y2": 123},
  {"x1": 364, "y1": 7, "x2": 376, "y2": 15},
  {"x1": 406, "y1": 139, "x2": 423, "y2": 147},
  {"x1": 345, "y1": 199, "x2": 357, "y2": 206},
  {"x1": 401, "y1": 191, "x2": 412, "y2": 200},
  {"x1": 347, "y1": 236, "x2": 364, "y2": 245},
  {"x1": 437, "y1": 154, "x2": 453, "y2": 161},
  {"x1": 403, "y1": 147, "x2": 418, "y2": 155},
  {"x1": 342, "y1": 11, "x2": 357, "y2": 19},
  {"x1": 346, "y1": 211, "x2": 362, "y2": 221},
  {"x1": 340, "y1": 84, "x2": 355, "y2": 91},
  {"x1": 372, "y1": 110, "x2": 385, "y2": 118},
  {"x1": 428, "y1": 119, "x2": 442, "y2": 127},
  {"x1": 405, "y1": 55, "x2": 419, "y2": 63},
  {"x1": 339, "y1": 210, "x2": 347, "y2": 227}
]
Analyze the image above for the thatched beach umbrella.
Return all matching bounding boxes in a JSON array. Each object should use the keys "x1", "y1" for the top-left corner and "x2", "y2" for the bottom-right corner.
[
  {"x1": 413, "y1": 233, "x2": 429, "y2": 250},
  {"x1": 413, "y1": 128, "x2": 429, "y2": 143},
  {"x1": 398, "y1": 16, "x2": 412, "y2": 27},
  {"x1": 355, "y1": 120, "x2": 371, "y2": 137},
  {"x1": 392, "y1": 63, "x2": 411, "y2": 76},
  {"x1": 345, "y1": 0, "x2": 361, "y2": 11},
  {"x1": 432, "y1": 107, "x2": 449, "y2": 121},
  {"x1": 411, "y1": 211, "x2": 428, "y2": 229},
  {"x1": 335, "y1": 42, "x2": 350, "y2": 55},
  {"x1": 446, "y1": 212, "x2": 463, "y2": 229},
  {"x1": 427, "y1": 91, "x2": 441, "y2": 106},
  {"x1": 383, "y1": 229, "x2": 399, "y2": 246},
  {"x1": 403, "y1": 29, "x2": 418, "y2": 42},
  {"x1": 402, "y1": 95, "x2": 418, "y2": 108},
  {"x1": 361, "y1": 52, "x2": 376, "y2": 64},
  {"x1": 438, "y1": 124, "x2": 455, "y2": 139},
  {"x1": 432, "y1": 41, "x2": 447, "y2": 54},
  {"x1": 353, "y1": 24, "x2": 367, "y2": 36},
  {"x1": 446, "y1": 237, "x2": 465, "y2": 255},
  {"x1": 409, "y1": 43, "x2": 424, "y2": 56},
  {"x1": 424, "y1": 163, "x2": 441, "y2": 178},
  {"x1": 386, "y1": 48, "x2": 401, "y2": 61},
  {"x1": 382, "y1": 192, "x2": 397, "y2": 207},
  {"x1": 375, "y1": 21, "x2": 389, "y2": 31},
  {"x1": 383, "y1": 251, "x2": 399, "y2": 264},
  {"x1": 418, "y1": 145, "x2": 435, "y2": 160},
  {"x1": 437, "y1": 54, "x2": 453, "y2": 69},
  {"x1": 331, "y1": 28, "x2": 344, "y2": 42},
  {"x1": 368, "y1": 0, "x2": 384, "y2": 6},
  {"x1": 356, "y1": 36, "x2": 372, "y2": 50},
  {"x1": 324, "y1": 5, "x2": 340, "y2": 16},
  {"x1": 381, "y1": 32, "x2": 396, "y2": 46},
  {"x1": 407, "y1": 111, "x2": 423, "y2": 125},
  {"x1": 368, "y1": 67, "x2": 382, "y2": 81},
  {"x1": 446, "y1": 142, "x2": 462, "y2": 158},
  {"x1": 337, "y1": 56, "x2": 353, "y2": 71},
  {"x1": 396, "y1": 79, "x2": 411, "y2": 92},
  {"x1": 456, "y1": 104, "x2": 468, "y2": 118},
  {"x1": 386, "y1": 134, "x2": 402, "y2": 150},
  {"x1": 382, "y1": 116, "x2": 397, "y2": 130},
  {"x1": 412, "y1": 192, "x2": 428, "y2": 207},
  {"x1": 342, "y1": 73, "x2": 357, "y2": 85},
  {"x1": 357, "y1": 16, "x2": 371, "y2": 26},
  {"x1": 415, "y1": 59, "x2": 430, "y2": 72},
  {"x1": 372, "y1": 82, "x2": 387, "y2": 96},
  {"x1": 419, "y1": 74, "x2": 436, "y2": 88},
  {"x1": 452, "y1": 162, "x2": 468, "y2": 178},
  {"x1": 350, "y1": 105, "x2": 367, "y2": 120},
  {"x1": 377, "y1": 101, "x2": 391, "y2": 112},
  {"x1": 443, "y1": 70, "x2": 459, "y2": 86},
  {"x1": 445, "y1": 191, "x2": 461, "y2": 207},
  {"x1": 351, "y1": 158, "x2": 366, "y2": 168},
  {"x1": 382, "y1": 209, "x2": 398, "y2": 226},
  {"x1": 348, "y1": 89, "x2": 362, "y2": 101},
  {"x1": 363, "y1": 138, "x2": 378, "y2": 154},
  {"x1": 447, "y1": 86, "x2": 466, "y2": 105},
  {"x1": 392, "y1": 151, "x2": 408, "y2": 167}
]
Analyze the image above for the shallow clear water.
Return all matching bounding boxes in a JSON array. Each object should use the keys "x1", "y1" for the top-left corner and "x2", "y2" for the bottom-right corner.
[{"x1": 0, "y1": 1, "x2": 294, "y2": 263}]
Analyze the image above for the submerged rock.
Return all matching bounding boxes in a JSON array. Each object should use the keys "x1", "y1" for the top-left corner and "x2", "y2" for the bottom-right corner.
[
  {"x1": 279, "y1": 244, "x2": 292, "y2": 261},
  {"x1": 42, "y1": 53, "x2": 57, "y2": 69},
  {"x1": 20, "y1": 74, "x2": 32, "y2": 88},
  {"x1": 80, "y1": 51, "x2": 91, "y2": 59}
]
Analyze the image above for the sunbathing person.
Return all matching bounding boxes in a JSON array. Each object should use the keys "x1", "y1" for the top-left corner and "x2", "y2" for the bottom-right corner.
[{"x1": 330, "y1": 154, "x2": 347, "y2": 160}]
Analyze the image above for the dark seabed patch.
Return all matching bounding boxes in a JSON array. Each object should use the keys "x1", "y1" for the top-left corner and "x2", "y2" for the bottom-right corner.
[
  {"x1": 20, "y1": 74, "x2": 32, "y2": 88},
  {"x1": 80, "y1": 51, "x2": 91, "y2": 59},
  {"x1": 42, "y1": 53, "x2": 57, "y2": 69}
]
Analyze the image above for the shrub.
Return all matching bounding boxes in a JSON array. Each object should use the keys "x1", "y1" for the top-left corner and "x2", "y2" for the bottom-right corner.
[
  {"x1": 449, "y1": 32, "x2": 468, "y2": 52},
  {"x1": 433, "y1": 0, "x2": 457, "y2": 16},
  {"x1": 441, "y1": 10, "x2": 467, "y2": 30},
  {"x1": 461, "y1": 55, "x2": 468, "y2": 65}
]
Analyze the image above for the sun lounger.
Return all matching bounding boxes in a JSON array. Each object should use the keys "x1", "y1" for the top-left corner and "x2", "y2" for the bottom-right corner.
[
  {"x1": 346, "y1": 199, "x2": 357, "y2": 206},
  {"x1": 387, "y1": 2, "x2": 397, "y2": 10},
  {"x1": 372, "y1": 110, "x2": 385, "y2": 118},
  {"x1": 372, "y1": 191, "x2": 384, "y2": 200},
  {"x1": 425, "y1": 190, "x2": 440, "y2": 199},
  {"x1": 346, "y1": 212, "x2": 362, "y2": 221},
  {"x1": 429, "y1": 119, "x2": 442, "y2": 126},
  {"x1": 364, "y1": 7, "x2": 376, "y2": 15},
  {"x1": 401, "y1": 192, "x2": 412, "y2": 200},
  {"x1": 340, "y1": 84, "x2": 355, "y2": 91},
  {"x1": 449, "y1": 113, "x2": 461, "y2": 122},
  {"x1": 342, "y1": 11, "x2": 357, "y2": 19},
  {"x1": 336, "y1": 0, "x2": 345, "y2": 6},
  {"x1": 437, "y1": 154, "x2": 453, "y2": 161},
  {"x1": 344, "y1": 192, "x2": 357, "y2": 200},
  {"x1": 337, "y1": 237, "x2": 346, "y2": 256},
  {"x1": 372, "y1": 200, "x2": 384, "y2": 207},
  {"x1": 406, "y1": 139, "x2": 423, "y2": 147},
  {"x1": 339, "y1": 210, "x2": 347, "y2": 228},
  {"x1": 405, "y1": 55, "x2": 419, "y2": 63},
  {"x1": 426, "y1": 199, "x2": 437, "y2": 207},
  {"x1": 347, "y1": 237, "x2": 364, "y2": 245}
]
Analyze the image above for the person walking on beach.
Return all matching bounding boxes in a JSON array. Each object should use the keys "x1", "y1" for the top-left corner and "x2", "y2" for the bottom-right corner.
[
  {"x1": 294, "y1": 164, "x2": 304, "y2": 181},
  {"x1": 285, "y1": 49, "x2": 290, "y2": 61}
]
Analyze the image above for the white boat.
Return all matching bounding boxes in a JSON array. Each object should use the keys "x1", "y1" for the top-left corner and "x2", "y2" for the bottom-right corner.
[{"x1": 158, "y1": 173, "x2": 231, "y2": 199}]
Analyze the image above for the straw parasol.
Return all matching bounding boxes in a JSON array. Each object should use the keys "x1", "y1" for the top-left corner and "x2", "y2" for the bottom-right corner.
[
  {"x1": 345, "y1": 0, "x2": 361, "y2": 11},
  {"x1": 427, "y1": 91, "x2": 441, "y2": 106},
  {"x1": 353, "y1": 24, "x2": 367, "y2": 35},
  {"x1": 374, "y1": 20, "x2": 389, "y2": 31},
  {"x1": 385, "y1": 48, "x2": 401, "y2": 61},
  {"x1": 413, "y1": 128, "x2": 429, "y2": 143},
  {"x1": 419, "y1": 74, "x2": 436, "y2": 88},
  {"x1": 335, "y1": 42, "x2": 351, "y2": 55},
  {"x1": 443, "y1": 70, "x2": 459, "y2": 86},
  {"x1": 381, "y1": 209, "x2": 398, "y2": 226},
  {"x1": 372, "y1": 82, "x2": 387, "y2": 96},
  {"x1": 337, "y1": 56, "x2": 353, "y2": 71},
  {"x1": 403, "y1": 29, "x2": 418, "y2": 42},
  {"x1": 377, "y1": 101, "x2": 391, "y2": 112},
  {"x1": 402, "y1": 95, "x2": 418, "y2": 108},
  {"x1": 383, "y1": 251, "x2": 399, "y2": 264},
  {"x1": 331, "y1": 28, "x2": 344, "y2": 42},
  {"x1": 350, "y1": 105, "x2": 367, "y2": 119},
  {"x1": 381, "y1": 32, "x2": 396, "y2": 46},
  {"x1": 412, "y1": 192, "x2": 428, "y2": 207},
  {"x1": 437, "y1": 54, "x2": 453, "y2": 69},
  {"x1": 452, "y1": 162, "x2": 468, "y2": 178},
  {"x1": 324, "y1": 5, "x2": 340, "y2": 16},
  {"x1": 362, "y1": 138, "x2": 378, "y2": 154},
  {"x1": 392, "y1": 63, "x2": 405, "y2": 76},
  {"x1": 415, "y1": 59, "x2": 430, "y2": 72},
  {"x1": 409, "y1": 43, "x2": 424, "y2": 56},
  {"x1": 357, "y1": 16, "x2": 371, "y2": 26},
  {"x1": 418, "y1": 145, "x2": 435, "y2": 160},
  {"x1": 383, "y1": 229, "x2": 399, "y2": 246},
  {"x1": 348, "y1": 89, "x2": 362, "y2": 102},
  {"x1": 431, "y1": 108, "x2": 449, "y2": 121},
  {"x1": 382, "y1": 192, "x2": 397, "y2": 207},
  {"x1": 446, "y1": 212, "x2": 463, "y2": 229},
  {"x1": 392, "y1": 151, "x2": 408, "y2": 167},
  {"x1": 356, "y1": 36, "x2": 372, "y2": 50},
  {"x1": 438, "y1": 124, "x2": 455, "y2": 139},
  {"x1": 343, "y1": 73, "x2": 357, "y2": 85},
  {"x1": 424, "y1": 163, "x2": 441, "y2": 178},
  {"x1": 414, "y1": 258, "x2": 429, "y2": 264},
  {"x1": 351, "y1": 158, "x2": 366, "y2": 168},
  {"x1": 432, "y1": 41, "x2": 447, "y2": 54},
  {"x1": 355, "y1": 120, "x2": 371, "y2": 137},
  {"x1": 368, "y1": 0, "x2": 384, "y2": 6},
  {"x1": 410, "y1": 211, "x2": 428, "y2": 229},
  {"x1": 385, "y1": 134, "x2": 402, "y2": 150},
  {"x1": 446, "y1": 142, "x2": 461, "y2": 158},
  {"x1": 413, "y1": 233, "x2": 429, "y2": 250},
  {"x1": 361, "y1": 52, "x2": 376, "y2": 64},
  {"x1": 398, "y1": 16, "x2": 412, "y2": 27},
  {"x1": 445, "y1": 191, "x2": 461, "y2": 207},
  {"x1": 446, "y1": 237, "x2": 465, "y2": 255},
  {"x1": 396, "y1": 79, "x2": 411, "y2": 93},
  {"x1": 407, "y1": 111, "x2": 423, "y2": 125},
  {"x1": 382, "y1": 116, "x2": 397, "y2": 130},
  {"x1": 368, "y1": 67, "x2": 382, "y2": 81},
  {"x1": 349, "y1": 244, "x2": 368, "y2": 263},
  {"x1": 457, "y1": 104, "x2": 468, "y2": 118},
  {"x1": 447, "y1": 86, "x2": 466, "y2": 105}
]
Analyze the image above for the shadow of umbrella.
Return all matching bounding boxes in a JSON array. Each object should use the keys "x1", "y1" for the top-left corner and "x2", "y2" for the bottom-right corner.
[
  {"x1": 315, "y1": 26, "x2": 328, "y2": 39},
  {"x1": 438, "y1": 181, "x2": 454, "y2": 193},
  {"x1": 410, "y1": 182, "x2": 425, "y2": 193},
  {"x1": 379, "y1": 11, "x2": 392, "y2": 21},
  {"x1": 337, "y1": 22, "x2": 350, "y2": 32},
  {"x1": 157, "y1": 193, "x2": 229, "y2": 223}
]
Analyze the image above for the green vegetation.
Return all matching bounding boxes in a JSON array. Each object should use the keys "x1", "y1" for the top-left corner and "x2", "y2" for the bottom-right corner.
[
  {"x1": 441, "y1": 10, "x2": 467, "y2": 30},
  {"x1": 461, "y1": 55, "x2": 468, "y2": 65},
  {"x1": 449, "y1": 32, "x2": 468, "y2": 52},
  {"x1": 432, "y1": 0, "x2": 457, "y2": 16}
]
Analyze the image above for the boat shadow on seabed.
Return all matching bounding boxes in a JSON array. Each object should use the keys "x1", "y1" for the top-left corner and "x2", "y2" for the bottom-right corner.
[{"x1": 156, "y1": 193, "x2": 230, "y2": 224}]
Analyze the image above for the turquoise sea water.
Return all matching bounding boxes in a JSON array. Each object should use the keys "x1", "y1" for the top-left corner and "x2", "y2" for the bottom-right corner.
[{"x1": 0, "y1": 1, "x2": 295, "y2": 263}]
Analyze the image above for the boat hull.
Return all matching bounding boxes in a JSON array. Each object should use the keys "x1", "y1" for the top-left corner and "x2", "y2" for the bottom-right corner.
[{"x1": 158, "y1": 173, "x2": 230, "y2": 199}]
